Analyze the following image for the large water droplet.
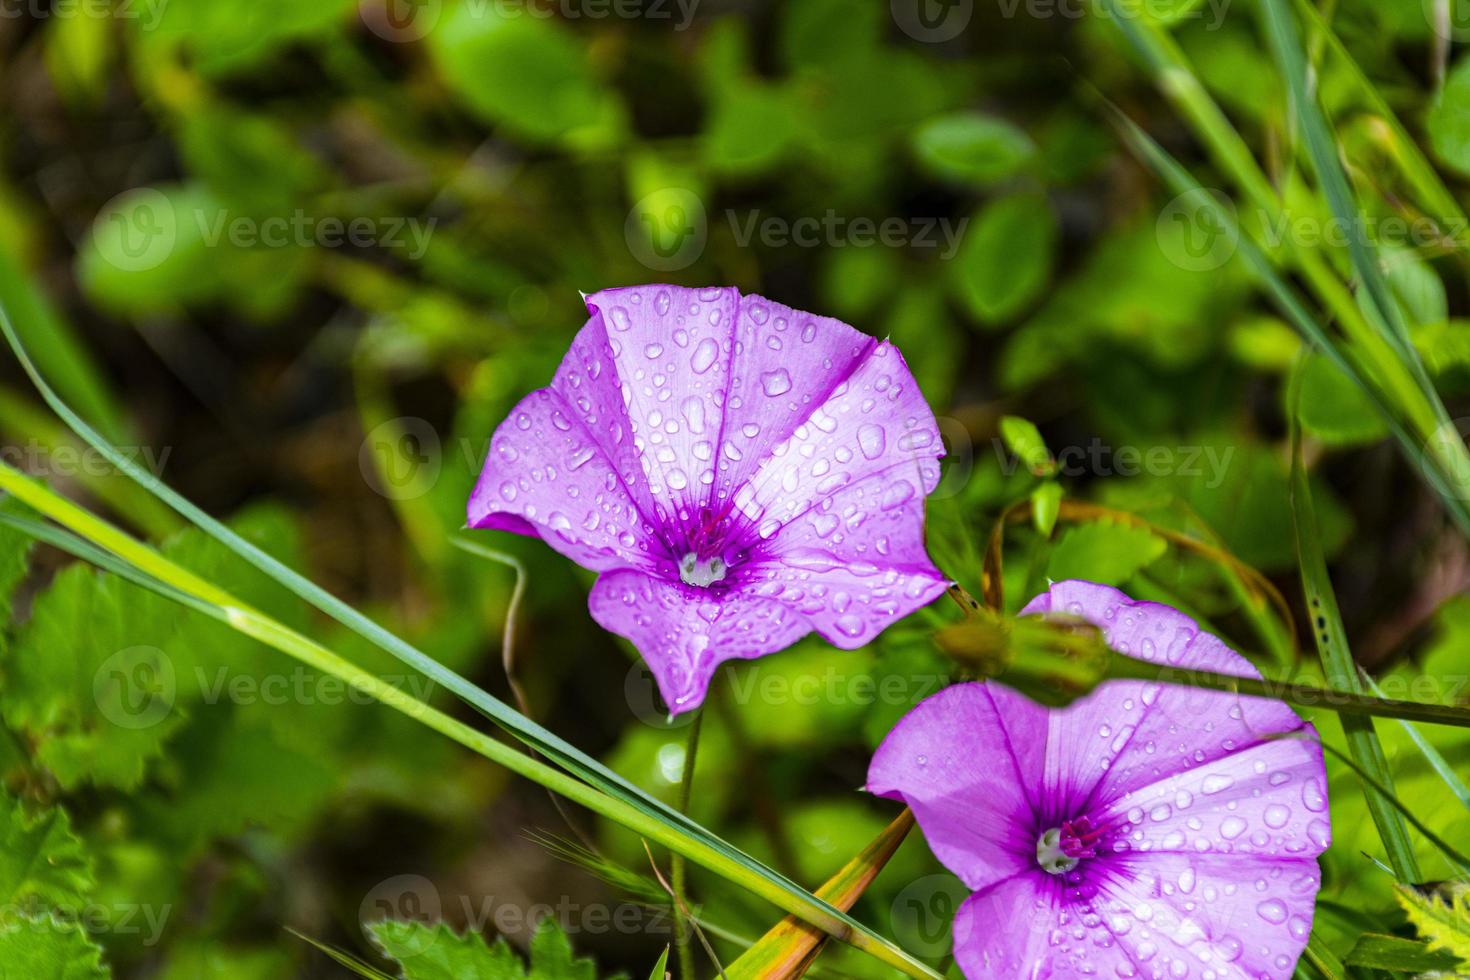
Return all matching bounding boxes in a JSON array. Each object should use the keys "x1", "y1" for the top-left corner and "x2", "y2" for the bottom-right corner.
[
  {"x1": 858, "y1": 423, "x2": 886, "y2": 460},
  {"x1": 760, "y1": 368, "x2": 793, "y2": 397},
  {"x1": 691, "y1": 338, "x2": 720, "y2": 374}
]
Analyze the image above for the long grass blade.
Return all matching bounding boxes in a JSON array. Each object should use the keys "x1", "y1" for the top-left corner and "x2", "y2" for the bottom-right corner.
[
  {"x1": 1102, "y1": 104, "x2": 1470, "y2": 536},
  {"x1": 1288, "y1": 373, "x2": 1422, "y2": 883},
  {"x1": 1362, "y1": 669, "x2": 1470, "y2": 811}
]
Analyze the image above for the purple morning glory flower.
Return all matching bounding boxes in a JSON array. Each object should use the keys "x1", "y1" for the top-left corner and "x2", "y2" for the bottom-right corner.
[
  {"x1": 468, "y1": 285, "x2": 948, "y2": 713},
  {"x1": 868, "y1": 581, "x2": 1331, "y2": 980}
]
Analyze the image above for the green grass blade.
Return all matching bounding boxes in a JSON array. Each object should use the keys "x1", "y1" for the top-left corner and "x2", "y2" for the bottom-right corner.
[
  {"x1": 1362, "y1": 669, "x2": 1470, "y2": 811},
  {"x1": 1103, "y1": 105, "x2": 1470, "y2": 536},
  {"x1": 1288, "y1": 378, "x2": 1422, "y2": 883}
]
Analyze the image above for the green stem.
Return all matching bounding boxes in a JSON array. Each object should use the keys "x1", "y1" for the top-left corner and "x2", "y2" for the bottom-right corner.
[
  {"x1": 674, "y1": 709, "x2": 705, "y2": 980},
  {"x1": 0, "y1": 462, "x2": 939, "y2": 980},
  {"x1": 1105, "y1": 655, "x2": 1470, "y2": 730}
]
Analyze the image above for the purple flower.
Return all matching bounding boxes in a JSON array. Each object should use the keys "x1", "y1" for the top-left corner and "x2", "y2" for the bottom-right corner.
[
  {"x1": 868, "y1": 581, "x2": 1330, "y2": 980},
  {"x1": 468, "y1": 285, "x2": 948, "y2": 713}
]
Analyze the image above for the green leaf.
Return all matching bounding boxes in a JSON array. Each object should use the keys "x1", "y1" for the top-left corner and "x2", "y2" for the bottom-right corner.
[
  {"x1": 1045, "y1": 521, "x2": 1166, "y2": 586},
  {"x1": 1, "y1": 505, "x2": 306, "y2": 789},
  {"x1": 0, "y1": 793, "x2": 95, "y2": 913},
  {"x1": 998, "y1": 415, "x2": 1053, "y2": 476},
  {"x1": 0, "y1": 916, "x2": 108, "y2": 979},
  {"x1": 951, "y1": 192, "x2": 1057, "y2": 325},
  {"x1": 702, "y1": 85, "x2": 797, "y2": 176},
  {"x1": 1343, "y1": 932, "x2": 1463, "y2": 973},
  {"x1": 1429, "y1": 55, "x2": 1470, "y2": 178},
  {"x1": 912, "y1": 113, "x2": 1034, "y2": 185},
  {"x1": 428, "y1": 3, "x2": 623, "y2": 148},
  {"x1": 138, "y1": 0, "x2": 355, "y2": 77},
  {"x1": 1290, "y1": 405, "x2": 1421, "y2": 884},
  {"x1": 1396, "y1": 883, "x2": 1470, "y2": 961},
  {"x1": 1030, "y1": 483, "x2": 1063, "y2": 537},
  {"x1": 369, "y1": 918, "x2": 616, "y2": 980},
  {"x1": 1296, "y1": 352, "x2": 1389, "y2": 447}
]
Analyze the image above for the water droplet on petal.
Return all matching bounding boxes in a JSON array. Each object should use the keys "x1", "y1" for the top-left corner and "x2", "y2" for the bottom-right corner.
[
  {"x1": 760, "y1": 368, "x2": 793, "y2": 397},
  {"x1": 691, "y1": 338, "x2": 720, "y2": 374}
]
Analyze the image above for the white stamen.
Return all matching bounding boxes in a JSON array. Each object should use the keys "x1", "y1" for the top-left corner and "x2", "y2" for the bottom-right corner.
[
  {"x1": 1036, "y1": 828, "x2": 1078, "y2": 875},
  {"x1": 679, "y1": 552, "x2": 727, "y2": 588}
]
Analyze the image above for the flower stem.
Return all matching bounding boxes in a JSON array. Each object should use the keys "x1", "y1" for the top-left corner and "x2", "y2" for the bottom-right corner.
[{"x1": 673, "y1": 707, "x2": 705, "y2": 980}]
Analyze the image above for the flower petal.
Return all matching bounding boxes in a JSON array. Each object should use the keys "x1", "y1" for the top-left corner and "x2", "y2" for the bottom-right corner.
[
  {"x1": 951, "y1": 874, "x2": 1063, "y2": 980},
  {"x1": 587, "y1": 569, "x2": 809, "y2": 712},
  {"x1": 468, "y1": 389, "x2": 668, "y2": 574},
  {"x1": 1083, "y1": 853, "x2": 1322, "y2": 979},
  {"x1": 867, "y1": 683, "x2": 1045, "y2": 893},
  {"x1": 1087, "y1": 735, "x2": 1331, "y2": 860},
  {"x1": 726, "y1": 340, "x2": 943, "y2": 551},
  {"x1": 736, "y1": 458, "x2": 949, "y2": 646},
  {"x1": 1022, "y1": 581, "x2": 1312, "y2": 819},
  {"x1": 579, "y1": 285, "x2": 741, "y2": 541}
]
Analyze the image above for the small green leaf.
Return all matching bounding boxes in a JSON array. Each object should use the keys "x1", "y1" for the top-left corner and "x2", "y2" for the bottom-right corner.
[
  {"x1": 951, "y1": 193, "x2": 1056, "y2": 325},
  {"x1": 1045, "y1": 522, "x2": 1166, "y2": 586},
  {"x1": 1429, "y1": 55, "x2": 1470, "y2": 177},
  {"x1": 998, "y1": 416, "x2": 1054, "y2": 476},
  {"x1": 0, "y1": 916, "x2": 108, "y2": 979},
  {"x1": 912, "y1": 113, "x2": 1034, "y2": 185},
  {"x1": 1396, "y1": 883, "x2": 1470, "y2": 962},
  {"x1": 428, "y1": 3, "x2": 623, "y2": 148},
  {"x1": 1296, "y1": 352, "x2": 1389, "y2": 447},
  {"x1": 0, "y1": 793, "x2": 95, "y2": 912},
  {"x1": 1030, "y1": 483, "x2": 1063, "y2": 537},
  {"x1": 369, "y1": 918, "x2": 617, "y2": 980},
  {"x1": 1343, "y1": 932, "x2": 1463, "y2": 973},
  {"x1": 645, "y1": 947, "x2": 670, "y2": 980}
]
